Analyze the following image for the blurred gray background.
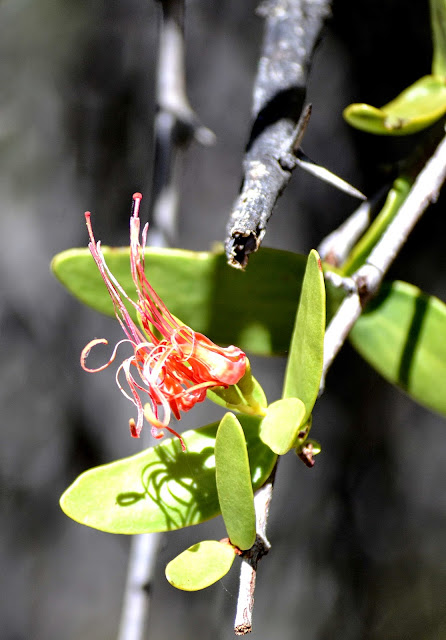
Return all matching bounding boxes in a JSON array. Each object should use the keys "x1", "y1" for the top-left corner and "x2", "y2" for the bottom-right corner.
[{"x1": 2, "y1": 1, "x2": 446, "y2": 639}]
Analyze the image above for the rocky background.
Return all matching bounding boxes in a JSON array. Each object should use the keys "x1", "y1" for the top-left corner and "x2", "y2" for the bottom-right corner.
[{"x1": 2, "y1": 1, "x2": 446, "y2": 639}]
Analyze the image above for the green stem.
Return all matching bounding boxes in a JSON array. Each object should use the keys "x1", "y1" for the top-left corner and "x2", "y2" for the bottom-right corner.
[
  {"x1": 341, "y1": 176, "x2": 413, "y2": 276},
  {"x1": 431, "y1": 0, "x2": 446, "y2": 76}
]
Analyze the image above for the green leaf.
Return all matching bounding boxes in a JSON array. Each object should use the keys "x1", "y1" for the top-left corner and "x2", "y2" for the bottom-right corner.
[
  {"x1": 165, "y1": 540, "x2": 236, "y2": 591},
  {"x1": 215, "y1": 414, "x2": 256, "y2": 550},
  {"x1": 343, "y1": 76, "x2": 446, "y2": 135},
  {"x1": 207, "y1": 358, "x2": 267, "y2": 416},
  {"x1": 60, "y1": 415, "x2": 276, "y2": 534},
  {"x1": 283, "y1": 250, "x2": 325, "y2": 422},
  {"x1": 51, "y1": 246, "x2": 307, "y2": 356},
  {"x1": 260, "y1": 398, "x2": 307, "y2": 455},
  {"x1": 350, "y1": 280, "x2": 446, "y2": 415}
]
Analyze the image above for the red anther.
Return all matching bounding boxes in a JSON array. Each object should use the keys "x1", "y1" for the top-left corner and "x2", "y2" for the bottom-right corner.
[
  {"x1": 129, "y1": 418, "x2": 139, "y2": 438},
  {"x1": 132, "y1": 193, "x2": 143, "y2": 218}
]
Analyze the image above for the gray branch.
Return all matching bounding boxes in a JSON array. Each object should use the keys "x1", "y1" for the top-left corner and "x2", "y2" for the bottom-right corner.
[{"x1": 225, "y1": 0, "x2": 332, "y2": 269}]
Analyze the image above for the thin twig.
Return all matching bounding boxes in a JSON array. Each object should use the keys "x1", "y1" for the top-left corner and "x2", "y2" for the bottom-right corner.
[
  {"x1": 321, "y1": 131, "x2": 446, "y2": 389},
  {"x1": 225, "y1": 0, "x2": 332, "y2": 269},
  {"x1": 234, "y1": 464, "x2": 277, "y2": 635}
]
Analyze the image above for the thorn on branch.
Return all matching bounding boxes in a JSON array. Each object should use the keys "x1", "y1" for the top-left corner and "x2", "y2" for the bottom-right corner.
[{"x1": 225, "y1": 0, "x2": 332, "y2": 269}]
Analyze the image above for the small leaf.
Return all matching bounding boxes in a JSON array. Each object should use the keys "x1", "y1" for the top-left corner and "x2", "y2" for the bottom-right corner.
[
  {"x1": 165, "y1": 540, "x2": 236, "y2": 591},
  {"x1": 215, "y1": 414, "x2": 256, "y2": 550},
  {"x1": 51, "y1": 246, "x2": 307, "y2": 356},
  {"x1": 283, "y1": 250, "x2": 325, "y2": 422},
  {"x1": 260, "y1": 398, "x2": 307, "y2": 455},
  {"x1": 350, "y1": 280, "x2": 446, "y2": 416},
  {"x1": 60, "y1": 415, "x2": 276, "y2": 534},
  {"x1": 207, "y1": 358, "x2": 267, "y2": 416},
  {"x1": 343, "y1": 76, "x2": 446, "y2": 135}
]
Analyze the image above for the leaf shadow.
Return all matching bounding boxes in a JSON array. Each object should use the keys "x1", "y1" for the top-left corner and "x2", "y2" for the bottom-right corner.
[
  {"x1": 116, "y1": 433, "x2": 218, "y2": 530},
  {"x1": 397, "y1": 290, "x2": 429, "y2": 390}
]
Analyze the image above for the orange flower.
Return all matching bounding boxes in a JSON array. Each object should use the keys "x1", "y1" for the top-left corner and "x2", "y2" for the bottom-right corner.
[{"x1": 81, "y1": 193, "x2": 246, "y2": 450}]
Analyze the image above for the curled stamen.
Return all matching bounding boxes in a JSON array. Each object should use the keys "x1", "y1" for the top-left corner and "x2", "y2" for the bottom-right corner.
[{"x1": 81, "y1": 338, "x2": 135, "y2": 373}]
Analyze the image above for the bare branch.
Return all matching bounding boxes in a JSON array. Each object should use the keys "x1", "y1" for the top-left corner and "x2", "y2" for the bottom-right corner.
[
  {"x1": 225, "y1": 0, "x2": 332, "y2": 269},
  {"x1": 234, "y1": 464, "x2": 277, "y2": 635}
]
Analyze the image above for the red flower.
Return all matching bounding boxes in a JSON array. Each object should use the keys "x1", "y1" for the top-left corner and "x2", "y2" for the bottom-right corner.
[{"x1": 81, "y1": 193, "x2": 246, "y2": 450}]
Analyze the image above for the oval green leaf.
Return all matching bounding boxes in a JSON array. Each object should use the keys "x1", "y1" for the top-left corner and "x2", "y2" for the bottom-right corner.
[
  {"x1": 165, "y1": 540, "x2": 236, "y2": 591},
  {"x1": 260, "y1": 398, "x2": 307, "y2": 455},
  {"x1": 343, "y1": 76, "x2": 446, "y2": 135},
  {"x1": 215, "y1": 414, "x2": 256, "y2": 550},
  {"x1": 60, "y1": 415, "x2": 276, "y2": 534},
  {"x1": 350, "y1": 280, "x2": 446, "y2": 415},
  {"x1": 51, "y1": 246, "x2": 306, "y2": 356},
  {"x1": 283, "y1": 250, "x2": 325, "y2": 422}
]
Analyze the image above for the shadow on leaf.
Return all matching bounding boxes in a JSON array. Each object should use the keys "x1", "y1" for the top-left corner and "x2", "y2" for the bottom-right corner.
[{"x1": 115, "y1": 428, "x2": 218, "y2": 530}]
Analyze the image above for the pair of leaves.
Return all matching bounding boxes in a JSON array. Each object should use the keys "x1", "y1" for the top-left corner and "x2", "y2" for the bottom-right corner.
[
  {"x1": 60, "y1": 415, "x2": 276, "y2": 534},
  {"x1": 61, "y1": 409, "x2": 263, "y2": 591},
  {"x1": 166, "y1": 412, "x2": 257, "y2": 591}
]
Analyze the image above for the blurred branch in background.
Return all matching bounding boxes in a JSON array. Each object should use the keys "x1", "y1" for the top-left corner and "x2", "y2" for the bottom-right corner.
[
  {"x1": 118, "y1": 1, "x2": 215, "y2": 638},
  {"x1": 147, "y1": 0, "x2": 215, "y2": 248}
]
